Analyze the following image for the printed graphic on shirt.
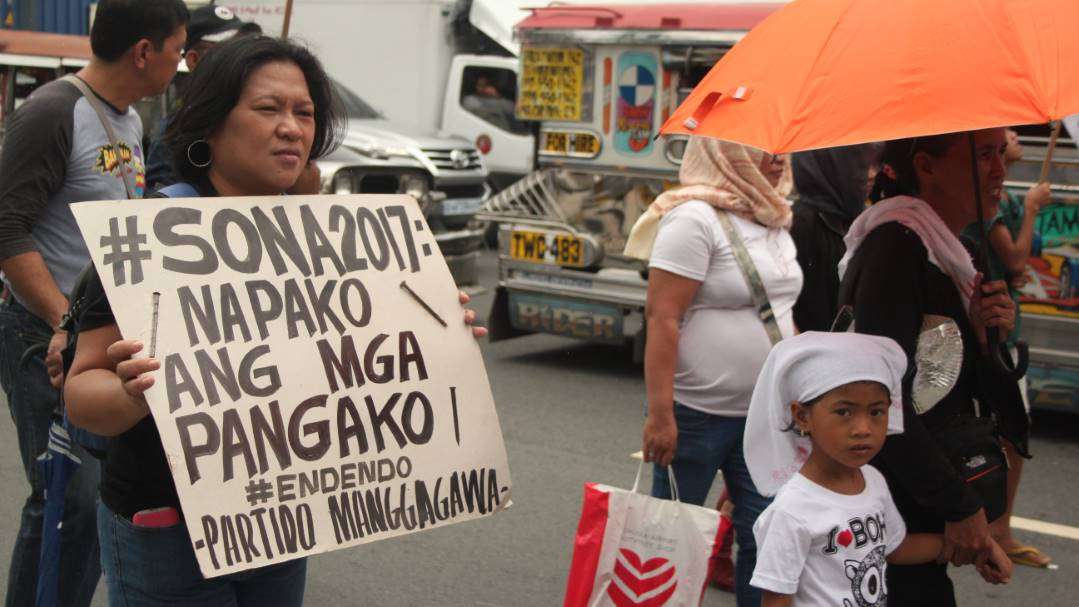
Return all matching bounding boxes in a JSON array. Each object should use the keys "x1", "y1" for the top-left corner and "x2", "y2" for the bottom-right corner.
[
  {"x1": 823, "y1": 513, "x2": 888, "y2": 554},
  {"x1": 843, "y1": 545, "x2": 887, "y2": 607},
  {"x1": 93, "y1": 141, "x2": 146, "y2": 197}
]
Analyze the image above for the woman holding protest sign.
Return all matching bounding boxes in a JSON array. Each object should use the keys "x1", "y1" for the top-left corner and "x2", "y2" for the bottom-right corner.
[{"x1": 63, "y1": 36, "x2": 486, "y2": 606}]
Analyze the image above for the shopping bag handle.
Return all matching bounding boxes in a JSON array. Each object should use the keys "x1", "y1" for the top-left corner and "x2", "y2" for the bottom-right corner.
[{"x1": 631, "y1": 461, "x2": 681, "y2": 502}]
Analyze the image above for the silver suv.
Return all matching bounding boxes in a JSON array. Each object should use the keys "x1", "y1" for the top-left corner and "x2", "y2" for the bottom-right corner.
[{"x1": 318, "y1": 80, "x2": 488, "y2": 284}]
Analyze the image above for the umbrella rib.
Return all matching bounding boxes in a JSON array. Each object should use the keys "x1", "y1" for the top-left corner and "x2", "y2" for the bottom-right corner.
[
  {"x1": 776, "y1": 0, "x2": 861, "y2": 152},
  {"x1": 995, "y1": 0, "x2": 1053, "y2": 120}
]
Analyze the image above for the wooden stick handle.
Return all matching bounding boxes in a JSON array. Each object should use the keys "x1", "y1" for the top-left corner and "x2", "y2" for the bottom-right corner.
[
  {"x1": 1038, "y1": 121, "x2": 1062, "y2": 183},
  {"x1": 281, "y1": 0, "x2": 295, "y2": 39}
]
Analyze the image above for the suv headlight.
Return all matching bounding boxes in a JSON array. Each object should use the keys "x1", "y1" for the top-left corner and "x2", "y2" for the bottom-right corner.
[
  {"x1": 352, "y1": 141, "x2": 389, "y2": 159},
  {"x1": 348, "y1": 137, "x2": 411, "y2": 159},
  {"x1": 400, "y1": 173, "x2": 429, "y2": 202},
  {"x1": 333, "y1": 172, "x2": 353, "y2": 194}
]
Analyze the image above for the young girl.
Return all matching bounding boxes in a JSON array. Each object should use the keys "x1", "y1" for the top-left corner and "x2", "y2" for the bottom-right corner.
[{"x1": 743, "y1": 332, "x2": 1011, "y2": 607}]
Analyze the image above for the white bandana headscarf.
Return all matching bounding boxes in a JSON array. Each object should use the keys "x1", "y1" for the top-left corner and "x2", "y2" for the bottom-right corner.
[
  {"x1": 745, "y1": 332, "x2": 908, "y2": 497},
  {"x1": 838, "y1": 196, "x2": 977, "y2": 311},
  {"x1": 623, "y1": 137, "x2": 793, "y2": 260}
]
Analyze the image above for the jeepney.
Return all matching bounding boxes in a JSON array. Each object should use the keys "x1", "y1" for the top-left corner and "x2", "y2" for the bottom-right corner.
[
  {"x1": 1007, "y1": 127, "x2": 1079, "y2": 413},
  {"x1": 479, "y1": 2, "x2": 782, "y2": 359},
  {"x1": 0, "y1": 29, "x2": 90, "y2": 123},
  {"x1": 0, "y1": 29, "x2": 168, "y2": 147},
  {"x1": 481, "y1": 2, "x2": 1079, "y2": 412}
]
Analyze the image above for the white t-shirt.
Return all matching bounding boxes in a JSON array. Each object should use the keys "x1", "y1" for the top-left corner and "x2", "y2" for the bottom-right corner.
[
  {"x1": 649, "y1": 200, "x2": 803, "y2": 416},
  {"x1": 751, "y1": 466, "x2": 908, "y2": 607}
]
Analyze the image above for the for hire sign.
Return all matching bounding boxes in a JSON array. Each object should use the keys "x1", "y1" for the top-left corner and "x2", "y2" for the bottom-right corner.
[{"x1": 72, "y1": 194, "x2": 511, "y2": 577}]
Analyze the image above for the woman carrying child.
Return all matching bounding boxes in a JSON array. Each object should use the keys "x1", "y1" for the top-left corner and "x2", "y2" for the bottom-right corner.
[{"x1": 745, "y1": 332, "x2": 1011, "y2": 607}]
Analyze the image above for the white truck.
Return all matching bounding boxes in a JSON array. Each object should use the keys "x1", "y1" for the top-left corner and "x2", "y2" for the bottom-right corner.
[
  {"x1": 220, "y1": 0, "x2": 536, "y2": 187},
  {"x1": 220, "y1": 0, "x2": 734, "y2": 187},
  {"x1": 212, "y1": 0, "x2": 540, "y2": 284}
]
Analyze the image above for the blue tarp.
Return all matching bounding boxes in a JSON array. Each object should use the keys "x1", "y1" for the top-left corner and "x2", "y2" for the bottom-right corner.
[{"x1": 2, "y1": 0, "x2": 95, "y2": 35}]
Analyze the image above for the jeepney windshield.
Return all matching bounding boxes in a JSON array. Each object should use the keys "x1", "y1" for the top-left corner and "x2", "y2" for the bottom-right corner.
[{"x1": 331, "y1": 80, "x2": 381, "y2": 120}]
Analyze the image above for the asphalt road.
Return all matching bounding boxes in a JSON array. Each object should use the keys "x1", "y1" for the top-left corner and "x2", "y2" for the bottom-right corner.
[{"x1": 1, "y1": 250, "x2": 1077, "y2": 606}]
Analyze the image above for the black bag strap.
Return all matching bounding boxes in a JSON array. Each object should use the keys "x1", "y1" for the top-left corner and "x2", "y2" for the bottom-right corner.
[
  {"x1": 58, "y1": 263, "x2": 106, "y2": 333},
  {"x1": 832, "y1": 240, "x2": 871, "y2": 333},
  {"x1": 58, "y1": 264, "x2": 108, "y2": 394},
  {"x1": 715, "y1": 211, "x2": 784, "y2": 346}
]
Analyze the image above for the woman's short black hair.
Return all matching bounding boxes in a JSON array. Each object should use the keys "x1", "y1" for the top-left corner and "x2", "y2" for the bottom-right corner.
[
  {"x1": 165, "y1": 35, "x2": 343, "y2": 184},
  {"x1": 91, "y1": 0, "x2": 190, "y2": 62},
  {"x1": 870, "y1": 133, "x2": 963, "y2": 202}
]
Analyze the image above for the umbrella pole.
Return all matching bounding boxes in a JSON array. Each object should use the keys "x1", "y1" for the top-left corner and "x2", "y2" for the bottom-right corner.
[
  {"x1": 967, "y1": 133, "x2": 1028, "y2": 380},
  {"x1": 969, "y1": 133, "x2": 990, "y2": 269}
]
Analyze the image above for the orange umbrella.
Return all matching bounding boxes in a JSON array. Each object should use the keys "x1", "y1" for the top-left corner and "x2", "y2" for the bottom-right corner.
[
  {"x1": 660, "y1": 0, "x2": 1079, "y2": 379},
  {"x1": 661, "y1": 0, "x2": 1079, "y2": 152}
]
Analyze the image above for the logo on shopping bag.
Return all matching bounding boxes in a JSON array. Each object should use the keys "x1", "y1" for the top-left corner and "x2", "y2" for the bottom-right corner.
[{"x1": 607, "y1": 548, "x2": 677, "y2": 606}]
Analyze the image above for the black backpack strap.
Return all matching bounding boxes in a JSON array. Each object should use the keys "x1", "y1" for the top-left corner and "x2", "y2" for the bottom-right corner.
[
  {"x1": 59, "y1": 264, "x2": 112, "y2": 458},
  {"x1": 60, "y1": 263, "x2": 111, "y2": 390},
  {"x1": 59, "y1": 263, "x2": 105, "y2": 332}
]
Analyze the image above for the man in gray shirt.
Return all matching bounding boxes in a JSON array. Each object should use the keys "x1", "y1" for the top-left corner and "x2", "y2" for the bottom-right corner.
[{"x1": 0, "y1": 2, "x2": 188, "y2": 605}]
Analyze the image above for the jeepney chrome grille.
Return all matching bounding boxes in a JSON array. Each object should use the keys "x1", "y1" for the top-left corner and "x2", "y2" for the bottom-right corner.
[{"x1": 477, "y1": 169, "x2": 568, "y2": 224}]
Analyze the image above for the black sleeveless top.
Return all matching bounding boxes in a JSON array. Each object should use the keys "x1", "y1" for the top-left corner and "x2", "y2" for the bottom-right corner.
[
  {"x1": 840, "y1": 221, "x2": 1027, "y2": 530},
  {"x1": 81, "y1": 180, "x2": 216, "y2": 518}
]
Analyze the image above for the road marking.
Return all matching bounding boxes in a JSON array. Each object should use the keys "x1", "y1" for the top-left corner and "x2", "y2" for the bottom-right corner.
[
  {"x1": 1012, "y1": 516, "x2": 1079, "y2": 541},
  {"x1": 630, "y1": 450, "x2": 643, "y2": 461}
]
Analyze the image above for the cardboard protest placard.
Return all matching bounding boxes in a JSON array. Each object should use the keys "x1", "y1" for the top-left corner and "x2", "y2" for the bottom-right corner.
[{"x1": 71, "y1": 194, "x2": 511, "y2": 577}]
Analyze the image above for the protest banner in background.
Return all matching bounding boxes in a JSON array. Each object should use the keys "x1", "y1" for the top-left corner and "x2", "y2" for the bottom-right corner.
[
  {"x1": 218, "y1": 1, "x2": 289, "y2": 36},
  {"x1": 71, "y1": 194, "x2": 511, "y2": 577}
]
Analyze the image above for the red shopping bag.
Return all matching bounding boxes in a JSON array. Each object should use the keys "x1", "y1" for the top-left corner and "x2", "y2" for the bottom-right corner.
[{"x1": 564, "y1": 464, "x2": 729, "y2": 607}]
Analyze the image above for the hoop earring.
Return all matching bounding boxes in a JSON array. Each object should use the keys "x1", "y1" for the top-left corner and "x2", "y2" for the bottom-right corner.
[{"x1": 186, "y1": 140, "x2": 212, "y2": 168}]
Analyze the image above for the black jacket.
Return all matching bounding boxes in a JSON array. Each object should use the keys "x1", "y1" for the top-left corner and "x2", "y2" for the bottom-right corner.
[
  {"x1": 790, "y1": 204, "x2": 851, "y2": 331},
  {"x1": 790, "y1": 145, "x2": 876, "y2": 331},
  {"x1": 840, "y1": 222, "x2": 1028, "y2": 530}
]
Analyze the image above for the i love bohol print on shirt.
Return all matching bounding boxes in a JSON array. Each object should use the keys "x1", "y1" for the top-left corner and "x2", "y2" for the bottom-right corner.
[{"x1": 752, "y1": 466, "x2": 907, "y2": 607}]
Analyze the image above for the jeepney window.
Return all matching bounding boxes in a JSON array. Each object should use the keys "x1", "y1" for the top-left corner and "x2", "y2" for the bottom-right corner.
[
  {"x1": 459, "y1": 66, "x2": 530, "y2": 136},
  {"x1": 665, "y1": 46, "x2": 730, "y2": 105},
  {"x1": 1, "y1": 67, "x2": 64, "y2": 124}
]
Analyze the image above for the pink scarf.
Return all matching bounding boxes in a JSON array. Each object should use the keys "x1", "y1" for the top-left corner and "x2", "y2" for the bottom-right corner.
[{"x1": 839, "y1": 196, "x2": 977, "y2": 311}]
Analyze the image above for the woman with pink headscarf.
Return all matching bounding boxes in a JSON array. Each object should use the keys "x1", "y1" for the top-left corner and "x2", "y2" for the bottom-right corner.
[{"x1": 626, "y1": 136, "x2": 803, "y2": 606}]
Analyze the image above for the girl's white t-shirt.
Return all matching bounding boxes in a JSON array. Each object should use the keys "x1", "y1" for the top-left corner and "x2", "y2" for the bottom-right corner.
[
  {"x1": 649, "y1": 200, "x2": 803, "y2": 416},
  {"x1": 751, "y1": 466, "x2": 908, "y2": 607}
]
